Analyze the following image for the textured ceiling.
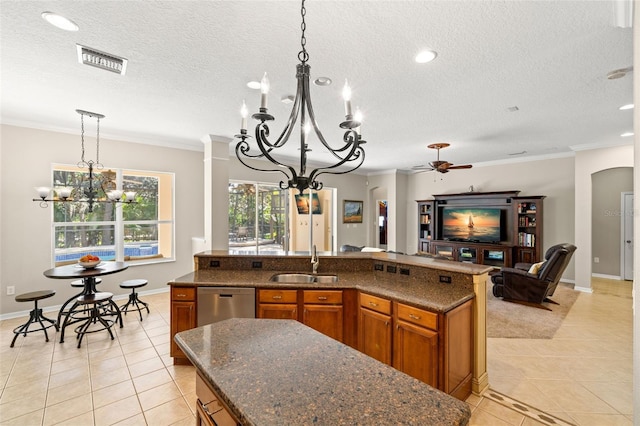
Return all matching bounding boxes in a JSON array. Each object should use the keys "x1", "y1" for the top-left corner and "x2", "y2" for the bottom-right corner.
[{"x1": 0, "y1": 1, "x2": 634, "y2": 174}]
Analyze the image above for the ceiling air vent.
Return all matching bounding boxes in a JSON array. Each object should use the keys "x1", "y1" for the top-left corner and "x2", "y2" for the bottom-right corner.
[{"x1": 76, "y1": 44, "x2": 128, "y2": 75}]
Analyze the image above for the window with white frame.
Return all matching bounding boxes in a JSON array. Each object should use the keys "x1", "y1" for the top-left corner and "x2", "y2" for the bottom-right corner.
[{"x1": 52, "y1": 165, "x2": 174, "y2": 266}]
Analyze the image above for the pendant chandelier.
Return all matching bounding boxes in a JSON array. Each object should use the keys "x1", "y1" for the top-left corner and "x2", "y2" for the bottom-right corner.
[
  {"x1": 234, "y1": 0, "x2": 366, "y2": 194},
  {"x1": 33, "y1": 109, "x2": 136, "y2": 212}
]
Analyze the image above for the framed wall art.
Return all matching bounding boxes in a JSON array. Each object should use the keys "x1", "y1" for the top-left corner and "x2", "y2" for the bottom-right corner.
[{"x1": 343, "y1": 200, "x2": 363, "y2": 223}]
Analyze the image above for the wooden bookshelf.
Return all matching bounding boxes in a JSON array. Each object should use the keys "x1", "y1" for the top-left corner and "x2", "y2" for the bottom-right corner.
[
  {"x1": 417, "y1": 200, "x2": 435, "y2": 253},
  {"x1": 513, "y1": 196, "x2": 545, "y2": 264}
]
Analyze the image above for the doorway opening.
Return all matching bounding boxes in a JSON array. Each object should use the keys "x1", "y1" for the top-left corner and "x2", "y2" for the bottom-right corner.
[{"x1": 378, "y1": 200, "x2": 388, "y2": 248}]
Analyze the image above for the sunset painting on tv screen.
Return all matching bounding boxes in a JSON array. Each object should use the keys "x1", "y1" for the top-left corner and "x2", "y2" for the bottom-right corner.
[{"x1": 442, "y1": 208, "x2": 501, "y2": 241}]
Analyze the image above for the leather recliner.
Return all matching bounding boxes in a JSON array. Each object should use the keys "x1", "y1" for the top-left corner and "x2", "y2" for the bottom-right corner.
[{"x1": 491, "y1": 243, "x2": 577, "y2": 310}]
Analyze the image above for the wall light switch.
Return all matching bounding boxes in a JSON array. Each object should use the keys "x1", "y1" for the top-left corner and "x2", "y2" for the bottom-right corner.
[{"x1": 7, "y1": 286, "x2": 15, "y2": 295}]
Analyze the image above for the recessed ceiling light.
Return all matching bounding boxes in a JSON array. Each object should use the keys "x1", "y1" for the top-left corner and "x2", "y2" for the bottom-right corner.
[
  {"x1": 415, "y1": 50, "x2": 437, "y2": 64},
  {"x1": 314, "y1": 77, "x2": 332, "y2": 86},
  {"x1": 247, "y1": 81, "x2": 261, "y2": 90},
  {"x1": 619, "y1": 103, "x2": 634, "y2": 110},
  {"x1": 621, "y1": 132, "x2": 634, "y2": 137},
  {"x1": 281, "y1": 95, "x2": 294, "y2": 104},
  {"x1": 41, "y1": 12, "x2": 78, "y2": 31}
]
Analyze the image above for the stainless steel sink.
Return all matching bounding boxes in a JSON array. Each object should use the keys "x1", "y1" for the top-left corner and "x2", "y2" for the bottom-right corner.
[{"x1": 269, "y1": 273, "x2": 338, "y2": 284}]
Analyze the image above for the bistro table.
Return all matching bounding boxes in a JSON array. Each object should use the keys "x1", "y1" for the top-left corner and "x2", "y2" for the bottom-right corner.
[
  {"x1": 44, "y1": 261, "x2": 129, "y2": 295},
  {"x1": 44, "y1": 261, "x2": 129, "y2": 338}
]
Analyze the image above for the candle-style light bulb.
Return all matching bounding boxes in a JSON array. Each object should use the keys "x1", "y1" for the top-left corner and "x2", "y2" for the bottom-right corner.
[
  {"x1": 240, "y1": 100, "x2": 248, "y2": 131},
  {"x1": 342, "y1": 79, "x2": 352, "y2": 117},
  {"x1": 354, "y1": 107, "x2": 363, "y2": 134},
  {"x1": 260, "y1": 73, "x2": 269, "y2": 109},
  {"x1": 304, "y1": 121, "x2": 312, "y2": 136},
  {"x1": 124, "y1": 191, "x2": 137, "y2": 202}
]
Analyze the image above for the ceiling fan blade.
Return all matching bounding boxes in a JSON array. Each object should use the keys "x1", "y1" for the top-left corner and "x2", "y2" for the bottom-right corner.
[{"x1": 446, "y1": 164, "x2": 473, "y2": 170}]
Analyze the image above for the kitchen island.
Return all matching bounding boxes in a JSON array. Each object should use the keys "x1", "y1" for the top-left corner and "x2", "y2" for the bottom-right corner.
[
  {"x1": 175, "y1": 318, "x2": 471, "y2": 425},
  {"x1": 169, "y1": 251, "x2": 491, "y2": 398}
]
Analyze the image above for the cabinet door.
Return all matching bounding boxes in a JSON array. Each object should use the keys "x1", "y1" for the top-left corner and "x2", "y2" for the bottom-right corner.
[
  {"x1": 358, "y1": 307, "x2": 392, "y2": 365},
  {"x1": 170, "y1": 301, "x2": 196, "y2": 359},
  {"x1": 257, "y1": 303, "x2": 297, "y2": 320},
  {"x1": 393, "y1": 320, "x2": 438, "y2": 388},
  {"x1": 303, "y1": 305, "x2": 343, "y2": 342}
]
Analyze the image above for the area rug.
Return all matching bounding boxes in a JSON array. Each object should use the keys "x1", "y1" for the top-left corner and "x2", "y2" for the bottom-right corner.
[{"x1": 486, "y1": 283, "x2": 579, "y2": 339}]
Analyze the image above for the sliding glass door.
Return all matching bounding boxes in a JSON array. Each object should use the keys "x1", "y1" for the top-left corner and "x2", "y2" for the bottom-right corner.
[{"x1": 228, "y1": 182, "x2": 288, "y2": 253}]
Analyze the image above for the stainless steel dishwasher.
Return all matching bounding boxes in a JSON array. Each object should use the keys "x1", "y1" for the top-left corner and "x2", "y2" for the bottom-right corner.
[{"x1": 197, "y1": 287, "x2": 256, "y2": 327}]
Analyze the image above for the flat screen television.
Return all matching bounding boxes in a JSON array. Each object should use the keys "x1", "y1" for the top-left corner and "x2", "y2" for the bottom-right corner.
[
  {"x1": 441, "y1": 207, "x2": 503, "y2": 243},
  {"x1": 295, "y1": 193, "x2": 322, "y2": 214}
]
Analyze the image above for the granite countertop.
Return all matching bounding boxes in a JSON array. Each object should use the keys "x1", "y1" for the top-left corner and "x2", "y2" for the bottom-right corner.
[
  {"x1": 170, "y1": 269, "x2": 475, "y2": 313},
  {"x1": 175, "y1": 318, "x2": 471, "y2": 426}
]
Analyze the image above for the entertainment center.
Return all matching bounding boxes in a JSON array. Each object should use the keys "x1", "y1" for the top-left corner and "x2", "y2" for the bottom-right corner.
[{"x1": 417, "y1": 191, "x2": 544, "y2": 268}]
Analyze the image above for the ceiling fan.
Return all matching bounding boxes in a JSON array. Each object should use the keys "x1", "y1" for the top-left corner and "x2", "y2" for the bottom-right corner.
[{"x1": 412, "y1": 143, "x2": 473, "y2": 173}]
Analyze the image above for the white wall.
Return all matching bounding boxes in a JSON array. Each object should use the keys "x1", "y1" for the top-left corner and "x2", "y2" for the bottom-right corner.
[
  {"x1": 574, "y1": 144, "x2": 634, "y2": 291},
  {"x1": 0, "y1": 124, "x2": 204, "y2": 315}
]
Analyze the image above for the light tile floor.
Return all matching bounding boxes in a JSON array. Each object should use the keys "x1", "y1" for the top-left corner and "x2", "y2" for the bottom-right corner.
[
  {"x1": 0, "y1": 278, "x2": 633, "y2": 425},
  {"x1": 476, "y1": 277, "x2": 634, "y2": 426}
]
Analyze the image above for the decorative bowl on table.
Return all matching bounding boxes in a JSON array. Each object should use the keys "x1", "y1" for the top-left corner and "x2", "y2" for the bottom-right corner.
[{"x1": 78, "y1": 255, "x2": 100, "y2": 269}]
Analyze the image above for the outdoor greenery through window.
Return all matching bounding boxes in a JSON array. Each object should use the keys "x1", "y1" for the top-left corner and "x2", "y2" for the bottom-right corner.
[
  {"x1": 53, "y1": 165, "x2": 174, "y2": 266},
  {"x1": 228, "y1": 182, "x2": 288, "y2": 254}
]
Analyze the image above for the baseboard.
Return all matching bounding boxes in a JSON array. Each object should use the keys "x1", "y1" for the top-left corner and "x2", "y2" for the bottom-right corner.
[
  {"x1": 0, "y1": 287, "x2": 169, "y2": 321},
  {"x1": 591, "y1": 273, "x2": 622, "y2": 280},
  {"x1": 574, "y1": 285, "x2": 594, "y2": 294}
]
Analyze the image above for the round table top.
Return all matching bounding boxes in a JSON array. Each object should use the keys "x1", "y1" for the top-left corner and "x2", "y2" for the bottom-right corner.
[{"x1": 43, "y1": 261, "x2": 128, "y2": 280}]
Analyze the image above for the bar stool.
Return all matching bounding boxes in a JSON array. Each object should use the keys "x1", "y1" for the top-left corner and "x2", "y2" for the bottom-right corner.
[
  {"x1": 119, "y1": 279, "x2": 150, "y2": 321},
  {"x1": 10, "y1": 290, "x2": 59, "y2": 348},
  {"x1": 60, "y1": 292, "x2": 122, "y2": 348},
  {"x1": 56, "y1": 278, "x2": 102, "y2": 326}
]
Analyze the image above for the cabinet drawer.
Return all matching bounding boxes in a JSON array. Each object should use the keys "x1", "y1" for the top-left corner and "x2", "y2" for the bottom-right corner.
[
  {"x1": 396, "y1": 303, "x2": 438, "y2": 331},
  {"x1": 171, "y1": 287, "x2": 196, "y2": 301},
  {"x1": 259, "y1": 289, "x2": 297, "y2": 304},
  {"x1": 303, "y1": 290, "x2": 342, "y2": 304},
  {"x1": 359, "y1": 293, "x2": 391, "y2": 315},
  {"x1": 196, "y1": 371, "x2": 239, "y2": 426}
]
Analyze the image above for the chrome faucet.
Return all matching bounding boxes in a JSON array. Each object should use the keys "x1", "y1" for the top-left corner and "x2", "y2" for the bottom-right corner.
[{"x1": 311, "y1": 244, "x2": 319, "y2": 274}]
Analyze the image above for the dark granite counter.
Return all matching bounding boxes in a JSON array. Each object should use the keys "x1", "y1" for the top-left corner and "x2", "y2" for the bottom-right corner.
[
  {"x1": 171, "y1": 251, "x2": 491, "y2": 313},
  {"x1": 175, "y1": 318, "x2": 471, "y2": 426}
]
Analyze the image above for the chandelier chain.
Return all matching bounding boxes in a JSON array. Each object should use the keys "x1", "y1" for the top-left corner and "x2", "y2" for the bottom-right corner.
[
  {"x1": 96, "y1": 116, "x2": 100, "y2": 165},
  {"x1": 80, "y1": 113, "x2": 86, "y2": 164},
  {"x1": 298, "y1": 0, "x2": 309, "y2": 63}
]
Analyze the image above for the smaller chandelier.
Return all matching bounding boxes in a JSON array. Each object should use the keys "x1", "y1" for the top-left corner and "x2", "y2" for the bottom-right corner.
[
  {"x1": 234, "y1": 0, "x2": 366, "y2": 194},
  {"x1": 33, "y1": 109, "x2": 136, "y2": 212}
]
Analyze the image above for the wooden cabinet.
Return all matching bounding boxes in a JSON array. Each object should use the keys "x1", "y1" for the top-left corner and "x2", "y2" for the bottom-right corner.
[
  {"x1": 442, "y1": 300, "x2": 473, "y2": 400},
  {"x1": 170, "y1": 287, "x2": 196, "y2": 364},
  {"x1": 355, "y1": 293, "x2": 473, "y2": 400},
  {"x1": 393, "y1": 303, "x2": 439, "y2": 388},
  {"x1": 303, "y1": 290, "x2": 343, "y2": 342},
  {"x1": 418, "y1": 191, "x2": 545, "y2": 268},
  {"x1": 257, "y1": 289, "x2": 345, "y2": 343},
  {"x1": 195, "y1": 371, "x2": 240, "y2": 426},
  {"x1": 513, "y1": 196, "x2": 545, "y2": 264},
  {"x1": 358, "y1": 293, "x2": 392, "y2": 365},
  {"x1": 257, "y1": 289, "x2": 297, "y2": 319},
  {"x1": 417, "y1": 200, "x2": 435, "y2": 253},
  {"x1": 430, "y1": 240, "x2": 513, "y2": 268}
]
